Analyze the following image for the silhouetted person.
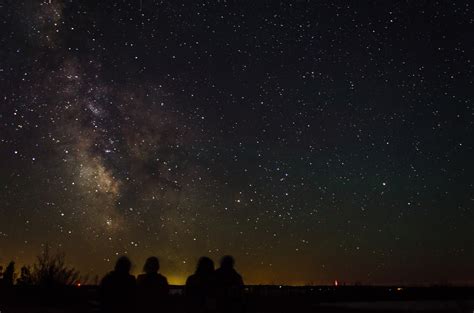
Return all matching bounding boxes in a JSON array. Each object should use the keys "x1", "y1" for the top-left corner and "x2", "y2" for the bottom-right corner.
[
  {"x1": 215, "y1": 256, "x2": 244, "y2": 313},
  {"x1": 137, "y1": 256, "x2": 169, "y2": 312},
  {"x1": 100, "y1": 256, "x2": 136, "y2": 313},
  {"x1": 185, "y1": 257, "x2": 217, "y2": 313}
]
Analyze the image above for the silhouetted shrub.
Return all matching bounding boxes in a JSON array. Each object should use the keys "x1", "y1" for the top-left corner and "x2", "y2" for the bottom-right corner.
[
  {"x1": 2, "y1": 261, "x2": 15, "y2": 286},
  {"x1": 17, "y1": 265, "x2": 34, "y2": 286},
  {"x1": 32, "y1": 246, "x2": 80, "y2": 287}
]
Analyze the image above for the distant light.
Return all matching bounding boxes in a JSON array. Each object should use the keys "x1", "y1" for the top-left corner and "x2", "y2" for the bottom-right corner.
[
  {"x1": 76, "y1": 283, "x2": 81, "y2": 287},
  {"x1": 397, "y1": 287, "x2": 403, "y2": 291},
  {"x1": 334, "y1": 280, "x2": 338, "y2": 287}
]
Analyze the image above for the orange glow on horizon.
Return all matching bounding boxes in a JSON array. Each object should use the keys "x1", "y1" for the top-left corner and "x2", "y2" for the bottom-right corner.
[{"x1": 166, "y1": 275, "x2": 187, "y2": 285}]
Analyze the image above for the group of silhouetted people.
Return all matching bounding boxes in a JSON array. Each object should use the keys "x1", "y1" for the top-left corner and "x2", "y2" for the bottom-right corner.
[{"x1": 100, "y1": 255, "x2": 244, "y2": 313}]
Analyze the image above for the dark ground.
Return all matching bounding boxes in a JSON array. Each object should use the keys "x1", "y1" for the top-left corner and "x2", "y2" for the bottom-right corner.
[{"x1": 1, "y1": 285, "x2": 473, "y2": 312}]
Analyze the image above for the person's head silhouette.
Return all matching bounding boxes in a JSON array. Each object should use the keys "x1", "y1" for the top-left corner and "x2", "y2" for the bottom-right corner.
[
  {"x1": 220, "y1": 255, "x2": 235, "y2": 270},
  {"x1": 115, "y1": 256, "x2": 132, "y2": 274},
  {"x1": 196, "y1": 256, "x2": 214, "y2": 275},
  {"x1": 143, "y1": 256, "x2": 160, "y2": 274}
]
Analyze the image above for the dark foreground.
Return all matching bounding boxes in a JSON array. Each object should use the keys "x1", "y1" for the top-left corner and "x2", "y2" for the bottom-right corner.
[{"x1": 1, "y1": 285, "x2": 473, "y2": 312}]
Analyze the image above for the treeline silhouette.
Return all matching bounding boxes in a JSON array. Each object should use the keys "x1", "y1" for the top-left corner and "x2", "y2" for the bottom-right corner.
[{"x1": 0, "y1": 246, "x2": 82, "y2": 288}]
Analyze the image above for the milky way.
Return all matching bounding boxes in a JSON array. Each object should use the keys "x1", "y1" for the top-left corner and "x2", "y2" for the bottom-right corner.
[{"x1": 0, "y1": 1, "x2": 473, "y2": 285}]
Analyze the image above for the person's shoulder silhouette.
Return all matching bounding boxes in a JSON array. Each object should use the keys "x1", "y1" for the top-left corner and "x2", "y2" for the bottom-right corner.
[
  {"x1": 100, "y1": 256, "x2": 136, "y2": 313},
  {"x1": 215, "y1": 255, "x2": 243, "y2": 287},
  {"x1": 185, "y1": 256, "x2": 215, "y2": 288},
  {"x1": 136, "y1": 256, "x2": 169, "y2": 312},
  {"x1": 215, "y1": 256, "x2": 244, "y2": 313},
  {"x1": 185, "y1": 256, "x2": 217, "y2": 312},
  {"x1": 137, "y1": 256, "x2": 169, "y2": 292}
]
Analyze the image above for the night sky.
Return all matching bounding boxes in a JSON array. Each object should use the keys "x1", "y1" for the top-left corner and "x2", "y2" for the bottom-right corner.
[{"x1": 0, "y1": 1, "x2": 473, "y2": 285}]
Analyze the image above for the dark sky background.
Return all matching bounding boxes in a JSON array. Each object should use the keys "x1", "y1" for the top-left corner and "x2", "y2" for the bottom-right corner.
[{"x1": 0, "y1": 1, "x2": 473, "y2": 285}]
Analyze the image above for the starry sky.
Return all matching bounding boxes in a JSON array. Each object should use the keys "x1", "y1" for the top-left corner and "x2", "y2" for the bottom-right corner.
[{"x1": 0, "y1": 1, "x2": 473, "y2": 285}]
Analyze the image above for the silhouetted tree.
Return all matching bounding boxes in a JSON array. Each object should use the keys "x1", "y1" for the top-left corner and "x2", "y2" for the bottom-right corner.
[
  {"x1": 2, "y1": 261, "x2": 15, "y2": 286},
  {"x1": 32, "y1": 246, "x2": 80, "y2": 287},
  {"x1": 17, "y1": 265, "x2": 34, "y2": 286},
  {"x1": 93, "y1": 274, "x2": 100, "y2": 286}
]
